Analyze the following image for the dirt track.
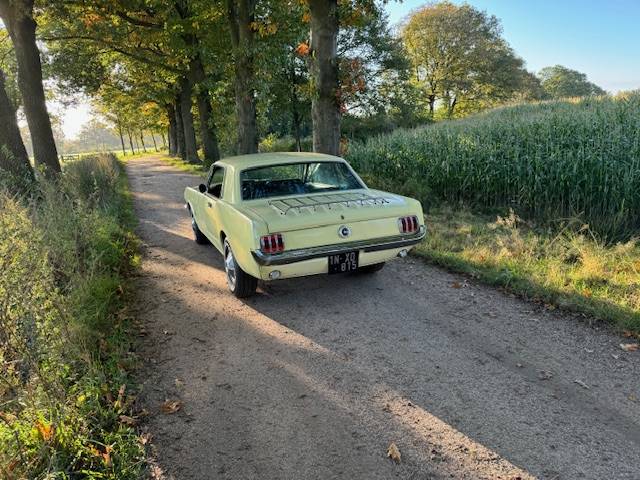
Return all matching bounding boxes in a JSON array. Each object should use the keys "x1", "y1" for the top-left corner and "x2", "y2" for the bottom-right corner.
[{"x1": 128, "y1": 155, "x2": 639, "y2": 480}]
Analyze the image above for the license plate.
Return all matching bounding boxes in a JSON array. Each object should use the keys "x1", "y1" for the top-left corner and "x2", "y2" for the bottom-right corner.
[{"x1": 328, "y1": 251, "x2": 359, "y2": 274}]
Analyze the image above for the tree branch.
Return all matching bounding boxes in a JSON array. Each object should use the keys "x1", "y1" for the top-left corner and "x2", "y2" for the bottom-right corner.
[
  {"x1": 42, "y1": 35, "x2": 182, "y2": 74},
  {"x1": 114, "y1": 11, "x2": 163, "y2": 29}
]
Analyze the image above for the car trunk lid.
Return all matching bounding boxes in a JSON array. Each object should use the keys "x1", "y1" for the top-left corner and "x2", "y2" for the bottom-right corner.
[{"x1": 243, "y1": 190, "x2": 411, "y2": 249}]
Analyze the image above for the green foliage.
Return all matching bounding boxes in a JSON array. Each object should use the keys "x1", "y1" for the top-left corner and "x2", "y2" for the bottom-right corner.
[
  {"x1": 258, "y1": 133, "x2": 312, "y2": 153},
  {"x1": 539, "y1": 65, "x2": 606, "y2": 99},
  {"x1": 401, "y1": 1, "x2": 541, "y2": 118},
  {"x1": 417, "y1": 207, "x2": 640, "y2": 332},
  {"x1": 346, "y1": 94, "x2": 640, "y2": 240},
  {"x1": 0, "y1": 154, "x2": 144, "y2": 479}
]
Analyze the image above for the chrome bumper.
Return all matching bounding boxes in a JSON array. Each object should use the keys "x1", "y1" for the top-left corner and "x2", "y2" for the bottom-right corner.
[{"x1": 251, "y1": 227, "x2": 426, "y2": 266}]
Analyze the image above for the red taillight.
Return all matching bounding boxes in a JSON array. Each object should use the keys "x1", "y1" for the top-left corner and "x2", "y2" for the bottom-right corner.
[
  {"x1": 398, "y1": 215, "x2": 419, "y2": 234},
  {"x1": 260, "y1": 233, "x2": 285, "y2": 254}
]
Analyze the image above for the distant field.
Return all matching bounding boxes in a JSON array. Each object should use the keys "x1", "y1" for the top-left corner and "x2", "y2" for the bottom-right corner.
[{"x1": 346, "y1": 93, "x2": 640, "y2": 240}]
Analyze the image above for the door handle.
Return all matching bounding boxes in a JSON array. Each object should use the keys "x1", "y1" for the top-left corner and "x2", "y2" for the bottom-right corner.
[{"x1": 207, "y1": 202, "x2": 212, "y2": 208}]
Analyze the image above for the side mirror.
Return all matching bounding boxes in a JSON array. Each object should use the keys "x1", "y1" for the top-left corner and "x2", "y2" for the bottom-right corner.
[{"x1": 198, "y1": 183, "x2": 207, "y2": 193}]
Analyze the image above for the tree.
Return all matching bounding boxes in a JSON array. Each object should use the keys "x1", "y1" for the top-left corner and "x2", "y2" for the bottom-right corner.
[
  {"x1": 402, "y1": 1, "x2": 533, "y2": 118},
  {"x1": 226, "y1": 0, "x2": 259, "y2": 154},
  {"x1": 308, "y1": 0, "x2": 340, "y2": 155},
  {"x1": 538, "y1": 65, "x2": 606, "y2": 99},
  {"x1": 42, "y1": 0, "x2": 209, "y2": 162},
  {"x1": 0, "y1": 67, "x2": 33, "y2": 182},
  {"x1": 0, "y1": 0, "x2": 60, "y2": 176}
]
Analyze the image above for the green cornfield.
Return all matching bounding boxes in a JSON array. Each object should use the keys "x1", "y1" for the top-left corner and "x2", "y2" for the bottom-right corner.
[{"x1": 346, "y1": 93, "x2": 640, "y2": 240}]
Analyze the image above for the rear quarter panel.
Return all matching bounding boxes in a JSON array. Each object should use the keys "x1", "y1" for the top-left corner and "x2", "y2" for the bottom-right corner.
[{"x1": 217, "y1": 203, "x2": 266, "y2": 278}]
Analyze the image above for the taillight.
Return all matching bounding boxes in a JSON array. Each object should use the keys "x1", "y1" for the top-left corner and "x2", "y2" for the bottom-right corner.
[
  {"x1": 260, "y1": 233, "x2": 285, "y2": 254},
  {"x1": 398, "y1": 215, "x2": 419, "y2": 234}
]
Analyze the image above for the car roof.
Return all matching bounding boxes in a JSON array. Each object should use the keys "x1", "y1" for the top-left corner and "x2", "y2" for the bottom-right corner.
[{"x1": 216, "y1": 152, "x2": 346, "y2": 170}]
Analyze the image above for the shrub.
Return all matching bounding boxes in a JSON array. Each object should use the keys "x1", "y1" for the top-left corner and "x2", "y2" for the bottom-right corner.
[{"x1": 346, "y1": 94, "x2": 640, "y2": 241}]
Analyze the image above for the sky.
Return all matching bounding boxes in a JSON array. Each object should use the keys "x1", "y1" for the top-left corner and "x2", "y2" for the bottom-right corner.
[
  {"x1": 385, "y1": 0, "x2": 640, "y2": 93},
  {"x1": 49, "y1": 0, "x2": 640, "y2": 138}
]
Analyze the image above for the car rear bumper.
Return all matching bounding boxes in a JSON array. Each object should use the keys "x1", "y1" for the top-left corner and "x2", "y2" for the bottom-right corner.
[{"x1": 251, "y1": 226, "x2": 426, "y2": 266}]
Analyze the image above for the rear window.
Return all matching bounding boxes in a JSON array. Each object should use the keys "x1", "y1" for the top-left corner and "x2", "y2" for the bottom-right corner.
[{"x1": 240, "y1": 162, "x2": 363, "y2": 200}]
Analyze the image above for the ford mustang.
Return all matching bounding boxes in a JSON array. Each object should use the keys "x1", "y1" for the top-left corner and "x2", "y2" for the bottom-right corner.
[{"x1": 184, "y1": 152, "x2": 425, "y2": 297}]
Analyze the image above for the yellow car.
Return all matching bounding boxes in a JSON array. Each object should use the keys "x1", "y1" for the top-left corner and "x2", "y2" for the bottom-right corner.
[{"x1": 184, "y1": 152, "x2": 425, "y2": 297}]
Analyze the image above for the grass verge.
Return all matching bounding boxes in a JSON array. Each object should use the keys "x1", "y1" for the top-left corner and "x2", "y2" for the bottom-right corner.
[
  {"x1": 0, "y1": 154, "x2": 145, "y2": 479},
  {"x1": 417, "y1": 206, "x2": 640, "y2": 334},
  {"x1": 158, "y1": 154, "x2": 207, "y2": 176}
]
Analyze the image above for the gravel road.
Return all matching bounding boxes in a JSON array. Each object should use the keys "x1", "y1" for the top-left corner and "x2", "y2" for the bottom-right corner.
[{"x1": 128, "y1": 155, "x2": 639, "y2": 480}]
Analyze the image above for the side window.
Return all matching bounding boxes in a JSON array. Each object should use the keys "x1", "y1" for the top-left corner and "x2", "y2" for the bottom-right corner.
[{"x1": 207, "y1": 166, "x2": 225, "y2": 199}]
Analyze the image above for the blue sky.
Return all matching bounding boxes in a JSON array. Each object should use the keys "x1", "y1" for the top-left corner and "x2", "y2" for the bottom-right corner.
[{"x1": 385, "y1": 0, "x2": 640, "y2": 93}]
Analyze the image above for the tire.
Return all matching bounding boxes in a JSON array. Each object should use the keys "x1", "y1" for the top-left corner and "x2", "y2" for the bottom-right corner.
[
  {"x1": 359, "y1": 262, "x2": 385, "y2": 274},
  {"x1": 190, "y1": 208, "x2": 209, "y2": 245},
  {"x1": 224, "y1": 239, "x2": 258, "y2": 298}
]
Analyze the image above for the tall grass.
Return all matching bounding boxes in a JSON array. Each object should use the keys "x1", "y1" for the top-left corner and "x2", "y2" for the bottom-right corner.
[
  {"x1": 0, "y1": 154, "x2": 144, "y2": 479},
  {"x1": 346, "y1": 93, "x2": 640, "y2": 240}
]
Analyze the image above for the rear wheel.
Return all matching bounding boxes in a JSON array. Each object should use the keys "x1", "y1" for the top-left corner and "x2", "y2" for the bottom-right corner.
[
  {"x1": 359, "y1": 262, "x2": 385, "y2": 274},
  {"x1": 224, "y1": 239, "x2": 258, "y2": 298},
  {"x1": 190, "y1": 208, "x2": 209, "y2": 245}
]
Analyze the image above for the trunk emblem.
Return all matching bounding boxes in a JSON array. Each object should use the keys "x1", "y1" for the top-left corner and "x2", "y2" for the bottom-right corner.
[{"x1": 338, "y1": 225, "x2": 352, "y2": 238}]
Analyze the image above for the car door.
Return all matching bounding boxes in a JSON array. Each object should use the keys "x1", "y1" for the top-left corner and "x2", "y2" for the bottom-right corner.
[{"x1": 202, "y1": 165, "x2": 225, "y2": 250}]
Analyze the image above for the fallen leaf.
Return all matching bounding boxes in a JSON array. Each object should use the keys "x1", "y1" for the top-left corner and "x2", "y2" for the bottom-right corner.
[
  {"x1": 36, "y1": 421, "x2": 54, "y2": 441},
  {"x1": 160, "y1": 400, "x2": 182, "y2": 414},
  {"x1": 295, "y1": 42, "x2": 310, "y2": 56},
  {"x1": 102, "y1": 446, "x2": 112, "y2": 467},
  {"x1": 629, "y1": 393, "x2": 638, "y2": 403},
  {"x1": 7, "y1": 459, "x2": 18, "y2": 472},
  {"x1": 119, "y1": 415, "x2": 137, "y2": 426},
  {"x1": 574, "y1": 379, "x2": 589, "y2": 389},
  {"x1": 387, "y1": 442, "x2": 401, "y2": 463},
  {"x1": 620, "y1": 343, "x2": 639, "y2": 352},
  {"x1": 451, "y1": 281, "x2": 462, "y2": 289},
  {"x1": 622, "y1": 330, "x2": 634, "y2": 338},
  {"x1": 139, "y1": 432, "x2": 152, "y2": 445},
  {"x1": 174, "y1": 378, "x2": 184, "y2": 389},
  {"x1": 538, "y1": 370, "x2": 554, "y2": 380}
]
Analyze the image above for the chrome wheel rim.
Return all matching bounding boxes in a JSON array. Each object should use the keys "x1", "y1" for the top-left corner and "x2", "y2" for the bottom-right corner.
[{"x1": 224, "y1": 244, "x2": 236, "y2": 291}]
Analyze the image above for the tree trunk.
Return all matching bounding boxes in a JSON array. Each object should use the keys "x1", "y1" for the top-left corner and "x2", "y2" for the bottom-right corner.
[
  {"x1": 167, "y1": 104, "x2": 177, "y2": 156},
  {"x1": 174, "y1": 98, "x2": 186, "y2": 160},
  {"x1": 448, "y1": 96, "x2": 457, "y2": 118},
  {"x1": 161, "y1": 131, "x2": 167, "y2": 148},
  {"x1": 0, "y1": 67, "x2": 34, "y2": 182},
  {"x1": 226, "y1": 0, "x2": 258, "y2": 154},
  {"x1": 0, "y1": 0, "x2": 60, "y2": 177},
  {"x1": 196, "y1": 89, "x2": 220, "y2": 164},
  {"x1": 191, "y1": 57, "x2": 220, "y2": 164},
  {"x1": 173, "y1": 0, "x2": 221, "y2": 162},
  {"x1": 179, "y1": 77, "x2": 199, "y2": 163},
  {"x1": 117, "y1": 121, "x2": 126, "y2": 156},
  {"x1": 428, "y1": 95, "x2": 436, "y2": 115},
  {"x1": 308, "y1": 0, "x2": 340, "y2": 156},
  {"x1": 139, "y1": 131, "x2": 147, "y2": 152},
  {"x1": 151, "y1": 132, "x2": 158, "y2": 152},
  {"x1": 127, "y1": 130, "x2": 135, "y2": 154},
  {"x1": 290, "y1": 61, "x2": 302, "y2": 152}
]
